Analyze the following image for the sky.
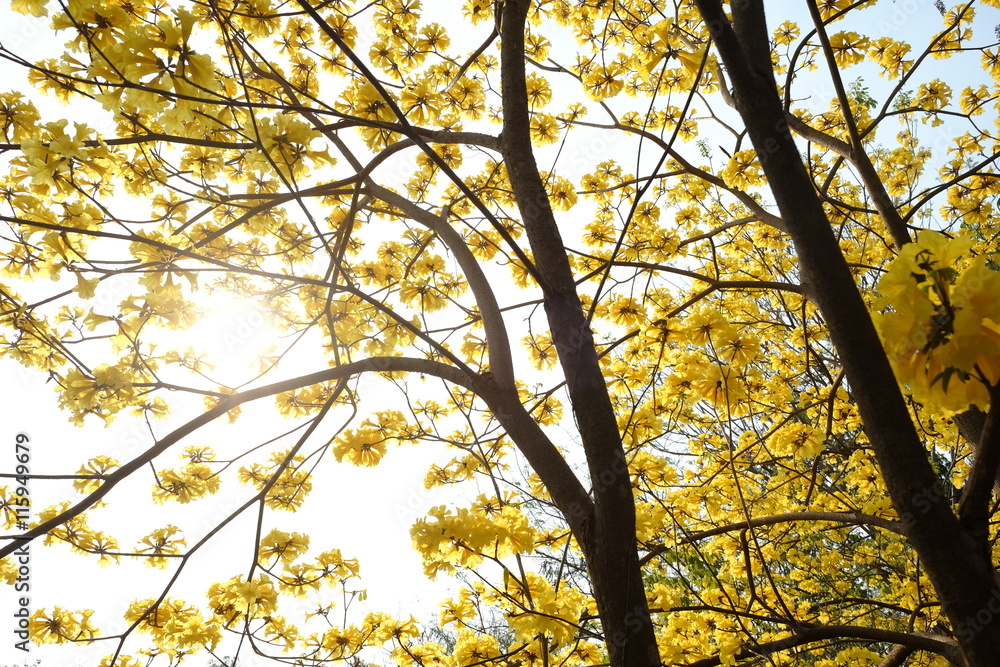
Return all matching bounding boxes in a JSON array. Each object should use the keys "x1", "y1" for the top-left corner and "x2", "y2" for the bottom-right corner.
[
  {"x1": 0, "y1": 9, "x2": 466, "y2": 661},
  {"x1": 0, "y1": 0, "x2": 555, "y2": 660},
  {"x1": 0, "y1": 296, "x2": 468, "y2": 666},
  {"x1": 0, "y1": 248, "x2": 467, "y2": 662}
]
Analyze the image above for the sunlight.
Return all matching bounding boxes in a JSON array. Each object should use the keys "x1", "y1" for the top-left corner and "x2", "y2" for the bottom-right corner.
[{"x1": 163, "y1": 296, "x2": 281, "y2": 386}]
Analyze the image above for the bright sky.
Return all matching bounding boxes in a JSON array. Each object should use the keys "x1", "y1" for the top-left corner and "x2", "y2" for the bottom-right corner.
[
  {"x1": 0, "y1": 237, "x2": 468, "y2": 663},
  {"x1": 0, "y1": 8, "x2": 467, "y2": 662},
  {"x1": 0, "y1": 355, "x2": 464, "y2": 665},
  {"x1": 0, "y1": 277, "x2": 474, "y2": 665},
  {"x1": 0, "y1": 1, "x2": 560, "y2": 663}
]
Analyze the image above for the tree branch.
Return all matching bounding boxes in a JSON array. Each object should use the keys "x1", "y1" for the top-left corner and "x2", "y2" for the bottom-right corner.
[
  {"x1": 786, "y1": 117, "x2": 911, "y2": 250},
  {"x1": 363, "y1": 183, "x2": 516, "y2": 391},
  {"x1": 878, "y1": 645, "x2": 915, "y2": 667},
  {"x1": 0, "y1": 357, "x2": 475, "y2": 558},
  {"x1": 683, "y1": 625, "x2": 959, "y2": 666},
  {"x1": 498, "y1": 2, "x2": 658, "y2": 666},
  {"x1": 0, "y1": 352, "x2": 584, "y2": 553},
  {"x1": 291, "y1": 0, "x2": 542, "y2": 286},
  {"x1": 959, "y1": 385, "x2": 1000, "y2": 548},
  {"x1": 639, "y1": 510, "x2": 906, "y2": 567}
]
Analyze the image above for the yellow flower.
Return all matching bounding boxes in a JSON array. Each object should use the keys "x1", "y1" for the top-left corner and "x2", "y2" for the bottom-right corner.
[
  {"x1": 453, "y1": 630, "x2": 501, "y2": 665},
  {"x1": 828, "y1": 31, "x2": 870, "y2": 67},
  {"x1": 207, "y1": 573, "x2": 279, "y2": 620},
  {"x1": 259, "y1": 528, "x2": 311, "y2": 565},
  {"x1": 320, "y1": 625, "x2": 365, "y2": 657},
  {"x1": 916, "y1": 78, "x2": 952, "y2": 111},
  {"x1": 583, "y1": 63, "x2": 625, "y2": 100},
  {"x1": 462, "y1": 0, "x2": 492, "y2": 23},
  {"x1": 534, "y1": 395, "x2": 563, "y2": 425},
  {"x1": 29, "y1": 607, "x2": 96, "y2": 644},
  {"x1": 395, "y1": 641, "x2": 450, "y2": 667},
  {"x1": 525, "y1": 72, "x2": 552, "y2": 108},
  {"x1": 183, "y1": 445, "x2": 215, "y2": 462},
  {"x1": 277, "y1": 562, "x2": 323, "y2": 597},
  {"x1": 686, "y1": 307, "x2": 733, "y2": 346},
  {"x1": 333, "y1": 428, "x2": 388, "y2": 466},
  {"x1": 530, "y1": 113, "x2": 560, "y2": 144},
  {"x1": 10, "y1": 0, "x2": 47, "y2": 15},
  {"x1": 722, "y1": 150, "x2": 762, "y2": 190},
  {"x1": 608, "y1": 297, "x2": 647, "y2": 327},
  {"x1": 545, "y1": 175, "x2": 578, "y2": 211},
  {"x1": 162, "y1": 609, "x2": 222, "y2": 650},
  {"x1": 0, "y1": 557, "x2": 17, "y2": 584},
  {"x1": 524, "y1": 332, "x2": 558, "y2": 369},
  {"x1": 151, "y1": 463, "x2": 219, "y2": 503},
  {"x1": 715, "y1": 330, "x2": 761, "y2": 367},
  {"x1": 875, "y1": 231, "x2": 1000, "y2": 415},
  {"x1": 98, "y1": 656, "x2": 143, "y2": 667},
  {"x1": 398, "y1": 280, "x2": 448, "y2": 312},
  {"x1": 400, "y1": 80, "x2": 444, "y2": 126},
  {"x1": 773, "y1": 21, "x2": 800, "y2": 46},
  {"x1": 73, "y1": 455, "x2": 119, "y2": 494},
  {"x1": 315, "y1": 548, "x2": 360, "y2": 579},
  {"x1": 79, "y1": 531, "x2": 119, "y2": 566},
  {"x1": 136, "y1": 525, "x2": 186, "y2": 568}
]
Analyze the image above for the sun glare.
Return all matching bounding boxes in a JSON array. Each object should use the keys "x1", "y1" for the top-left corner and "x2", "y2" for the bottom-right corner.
[{"x1": 162, "y1": 296, "x2": 281, "y2": 386}]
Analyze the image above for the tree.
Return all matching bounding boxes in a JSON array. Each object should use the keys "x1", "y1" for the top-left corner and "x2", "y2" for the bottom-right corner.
[{"x1": 0, "y1": 0, "x2": 999, "y2": 665}]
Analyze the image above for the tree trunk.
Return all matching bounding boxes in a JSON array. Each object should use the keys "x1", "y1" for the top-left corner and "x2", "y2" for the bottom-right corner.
[
  {"x1": 692, "y1": 0, "x2": 1000, "y2": 664},
  {"x1": 498, "y1": 2, "x2": 661, "y2": 666}
]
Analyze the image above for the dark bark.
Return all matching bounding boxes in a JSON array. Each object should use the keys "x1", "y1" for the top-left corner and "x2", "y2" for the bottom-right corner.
[
  {"x1": 959, "y1": 388, "x2": 1000, "y2": 550},
  {"x1": 957, "y1": 408, "x2": 989, "y2": 448},
  {"x1": 692, "y1": 0, "x2": 1000, "y2": 664},
  {"x1": 497, "y1": 2, "x2": 660, "y2": 666},
  {"x1": 954, "y1": 406, "x2": 1000, "y2": 495},
  {"x1": 878, "y1": 645, "x2": 915, "y2": 667}
]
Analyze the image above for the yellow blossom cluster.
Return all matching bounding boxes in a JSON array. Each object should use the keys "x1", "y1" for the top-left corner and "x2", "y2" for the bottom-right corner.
[
  {"x1": 410, "y1": 499, "x2": 536, "y2": 577},
  {"x1": 875, "y1": 230, "x2": 1000, "y2": 415}
]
